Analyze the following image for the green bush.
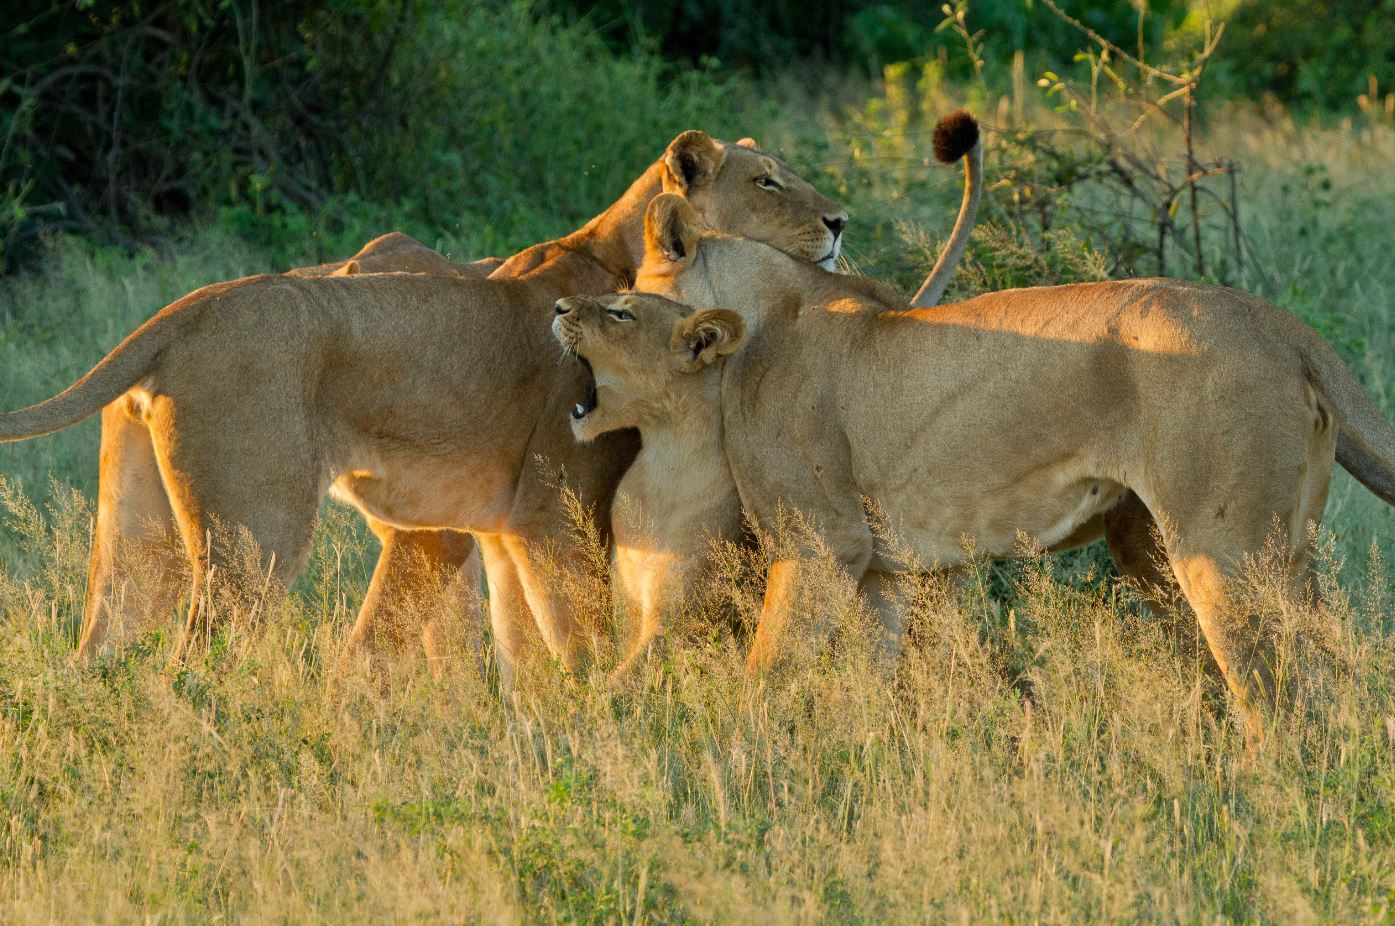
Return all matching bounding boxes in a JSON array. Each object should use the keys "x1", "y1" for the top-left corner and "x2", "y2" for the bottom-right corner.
[
  {"x1": 0, "y1": 1, "x2": 768, "y2": 267},
  {"x1": 544, "y1": 0, "x2": 1189, "y2": 78},
  {"x1": 1198, "y1": 0, "x2": 1395, "y2": 109}
]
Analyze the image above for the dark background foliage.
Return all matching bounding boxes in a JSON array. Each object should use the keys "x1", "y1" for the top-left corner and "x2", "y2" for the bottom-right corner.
[
  {"x1": 0, "y1": 0, "x2": 1391, "y2": 269},
  {"x1": 548, "y1": 0, "x2": 1187, "y2": 75}
]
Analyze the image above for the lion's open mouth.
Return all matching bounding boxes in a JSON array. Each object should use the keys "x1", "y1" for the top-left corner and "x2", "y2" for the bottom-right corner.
[{"x1": 572, "y1": 356, "x2": 599, "y2": 421}]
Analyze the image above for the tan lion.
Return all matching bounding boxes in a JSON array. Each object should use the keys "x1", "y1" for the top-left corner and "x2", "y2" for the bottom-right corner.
[
  {"x1": 302, "y1": 111, "x2": 981, "y2": 665},
  {"x1": 288, "y1": 232, "x2": 505, "y2": 280},
  {"x1": 0, "y1": 129, "x2": 867, "y2": 682},
  {"x1": 552, "y1": 193, "x2": 1395, "y2": 739}
]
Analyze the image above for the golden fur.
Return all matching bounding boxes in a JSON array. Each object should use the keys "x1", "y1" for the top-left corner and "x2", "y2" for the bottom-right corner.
[
  {"x1": 553, "y1": 293, "x2": 746, "y2": 672},
  {"x1": 0, "y1": 133, "x2": 848, "y2": 683},
  {"x1": 289, "y1": 232, "x2": 504, "y2": 279},
  {"x1": 571, "y1": 193, "x2": 1395, "y2": 738},
  {"x1": 312, "y1": 116, "x2": 981, "y2": 669}
]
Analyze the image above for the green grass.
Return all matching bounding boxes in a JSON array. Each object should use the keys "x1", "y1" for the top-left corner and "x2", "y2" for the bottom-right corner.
[{"x1": 0, "y1": 88, "x2": 1394, "y2": 921}]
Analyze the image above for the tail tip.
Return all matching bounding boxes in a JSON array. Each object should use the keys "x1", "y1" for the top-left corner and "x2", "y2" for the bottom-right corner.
[{"x1": 933, "y1": 109, "x2": 979, "y2": 164}]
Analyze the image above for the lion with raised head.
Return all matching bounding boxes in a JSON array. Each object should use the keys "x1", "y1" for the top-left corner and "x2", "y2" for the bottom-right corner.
[
  {"x1": 0, "y1": 128, "x2": 865, "y2": 684},
  {"x1": 555, "y1": 192, "x2": 1395, "y2": 740},
  {"x1": 308, "y1": 111, "x2": 981, "y2": 667}
]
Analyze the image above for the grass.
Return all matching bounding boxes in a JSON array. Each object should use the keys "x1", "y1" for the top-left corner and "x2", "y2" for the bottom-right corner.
[{"x1": 0, "y1": 87, "x2": 1394, "y2": 921}]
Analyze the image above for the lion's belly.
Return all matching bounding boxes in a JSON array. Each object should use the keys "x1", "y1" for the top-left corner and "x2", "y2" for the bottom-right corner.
[
  {"x1": 329, "y1": 447, "x2": 521, "y2": 532},
  {"x1": 868, "y1": 472, "x2": 1126, "y2": 565}
]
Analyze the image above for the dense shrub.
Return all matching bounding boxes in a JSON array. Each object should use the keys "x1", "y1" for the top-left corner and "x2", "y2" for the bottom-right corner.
[
  {"x1": 0, "y1": 1, "x2": 765, "y2": 267},
  {"x1": 3, "y1": 0, "x2": 1388, "y2": 270},
  {"x1": 545, "y1": 0, "x2": 1189, "y2": 76},
  {"x1": 1199, "y1": 0, "x2": 1395, "y2": 109}
]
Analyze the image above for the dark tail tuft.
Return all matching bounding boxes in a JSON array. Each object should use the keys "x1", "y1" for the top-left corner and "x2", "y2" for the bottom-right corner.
[{"x1": 932, "y1": 109, "x2": 979, "y2": 164}]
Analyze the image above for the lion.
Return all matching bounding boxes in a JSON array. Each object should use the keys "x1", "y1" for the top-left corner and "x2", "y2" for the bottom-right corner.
[
  {"x1": 309, "y1": 111, "x2": 980, "y2": 667},
  {"x1": 553, "y1": 192, "x2": 1395, "y2": 739},
  {"x1": 0, "y1": 128, "x2": 868, "y2": 683},
  {"x1": 287, "y1": 232, "x2": 505, "y2": 280},
  {"x1": 552, "y1": 292, "x2": 748, "y2": 674}
]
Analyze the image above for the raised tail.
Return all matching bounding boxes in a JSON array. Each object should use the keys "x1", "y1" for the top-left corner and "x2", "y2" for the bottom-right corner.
[
  {"x1": 0, "y1": 287, "x2": 204, "y2": 441},
  {"x1": 1300, "y1": 328, "x2": 1395, "y2": 505},
  {"x1": 911, "y1": 109, "x2": 984, "y2": 309}
]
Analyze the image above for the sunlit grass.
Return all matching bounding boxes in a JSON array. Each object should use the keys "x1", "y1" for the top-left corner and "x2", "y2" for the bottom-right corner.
[
  {"x1": 0, "y1": 486, "x2": 1392, "y2": 922},
  {"x1": 0, "y1": 102, "x2": 1393, "y2": 921}
]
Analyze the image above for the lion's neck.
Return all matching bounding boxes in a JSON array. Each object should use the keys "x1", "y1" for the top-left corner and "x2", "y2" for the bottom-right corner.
[
  {"x1": 496, "y1": 161, "x2": 665, "y2": 291},
  {"x1": 648, "y1": 371, "x2": 725, "y2": 456},
  {"x1": 573, "y1": 160, "x2": 665, "y2": 276},
  {"x1": 619, "y1": 368, "x2": 739, "y2": 548},
  {"x1": 706, "y1": 241, "x2": 902, "y2": 335}
]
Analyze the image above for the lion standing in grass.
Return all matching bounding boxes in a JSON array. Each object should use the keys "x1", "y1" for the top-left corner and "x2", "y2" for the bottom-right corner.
[
  {"x1": 552, "y1": 193, "x2": 1395, "y2": 740},
  {"x1": 0, "y1": 130, "x2": 856, "y2": 684}
]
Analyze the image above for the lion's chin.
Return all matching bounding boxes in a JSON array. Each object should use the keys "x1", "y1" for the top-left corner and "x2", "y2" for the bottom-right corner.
[
  {"x1": 570, "y1": 414, "x2": 604, "y2": 444},
  {"x1": 816, "y1": 240, "x2": 840, "y2": 271}
]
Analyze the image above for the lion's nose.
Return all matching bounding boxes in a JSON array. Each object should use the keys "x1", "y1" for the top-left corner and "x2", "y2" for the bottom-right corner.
[
  {"x1": 554, "y1": 299, "x2": 571, "y2": 316},
  {"x1": 823, "y1": 215, "x2": 847, "y2": 237}
]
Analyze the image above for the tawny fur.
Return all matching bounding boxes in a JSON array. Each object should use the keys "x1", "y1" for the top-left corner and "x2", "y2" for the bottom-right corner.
[
  {"x1": 310, "y1": 116, "x2": 981, "y2": 673},
  {"x1": 577, "y1": 194, "x2": 1395, "y2": 740},
  {"x1": 288, "y1": 231, "x2": 505, "y2": 279},
  {"x1": 553, "y1": 294, "x2": 746, "y2": 672},
  {"x1": 0, "y1": 133, "x2": 850, "y2": 683}
]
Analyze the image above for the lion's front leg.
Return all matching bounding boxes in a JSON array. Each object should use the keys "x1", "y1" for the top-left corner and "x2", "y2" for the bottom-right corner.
[
  {"x1": 474, "y1": 533, "x2": 544, "y2": 691},
  {"x1": 611, "y1": 542, "x2": 684, "y2": 678},
  {"x1": 343, "y1": 521, "x2": 480, "y2": 676}
]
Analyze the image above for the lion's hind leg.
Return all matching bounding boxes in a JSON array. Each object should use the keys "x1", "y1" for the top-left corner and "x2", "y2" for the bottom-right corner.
[
  {"x1": 1139, "y1": 382, "x2": 1336, "y2": 744},
  {"x1": 1100, "y1": 490, "x2": 1220, "y2": 670},
  {"x1": 142, "y1": 396, "x2": 325, "y2": 663},
  {"x1": 77, "y1": 399, "x2": 188, "y2": 661}
]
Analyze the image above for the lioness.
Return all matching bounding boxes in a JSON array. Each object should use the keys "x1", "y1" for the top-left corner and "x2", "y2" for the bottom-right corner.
[
  {"x1": 552, "y1": 193, "x2": 1395, "y2": 738},
  {"x1": 302, "y1": 111, "x2": 981, "y2": 667},
  {"x1": 0, "y1": 130, "x2": 858, "y2": 681},
  {"x1": 288, "y1": 232, "x2": 505, "y2": 280}
]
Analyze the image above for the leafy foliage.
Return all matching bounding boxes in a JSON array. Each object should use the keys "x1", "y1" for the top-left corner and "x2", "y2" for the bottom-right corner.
[
  {"x1": 1199, "y1": 0, "x2": 1395, "y2": 109},
  {"x1": 545, "y1": 0, "x2": 1189, "y2": 75},
  {"x1": 0, "y1": 1, "x2": 763, "y2": 267}
]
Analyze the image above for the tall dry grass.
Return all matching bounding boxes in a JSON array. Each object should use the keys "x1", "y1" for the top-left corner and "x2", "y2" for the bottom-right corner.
[
  {"x1": 0, "y1": 100, "x2": 1392, "y2": 921},
  {"x1": 0, "y1": 479, "x2": 1392, "y2": 922}
]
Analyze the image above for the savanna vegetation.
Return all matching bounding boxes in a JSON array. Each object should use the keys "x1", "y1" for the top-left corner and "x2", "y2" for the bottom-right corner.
[{"x1": 1, "y1": 1, "x2": 1393, "y2": 921}]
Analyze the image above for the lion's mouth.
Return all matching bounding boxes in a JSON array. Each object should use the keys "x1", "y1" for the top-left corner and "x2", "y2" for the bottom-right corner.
[
  {"x1": 572, "y1": 356, "x2": 599, "y2": 421},
  {"x1": 817, "y1": 240, "x2": 840, "y2": 270}
]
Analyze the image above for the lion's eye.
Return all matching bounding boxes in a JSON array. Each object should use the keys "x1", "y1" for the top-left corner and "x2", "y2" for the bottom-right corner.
[
  {"x1": 606, "y1": 308, "x2": 636, "y2": 321},
  {"x1": 756, "y1": 176, "x2": 783, "y2": 191}
]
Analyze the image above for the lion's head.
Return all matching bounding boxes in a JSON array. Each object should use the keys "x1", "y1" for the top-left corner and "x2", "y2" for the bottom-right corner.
[
  {"x1": 634, "y1": 191, "x2": 888, "y2": 319},
  {"x1": 551, "y1": 292, "x2": 744, "y2": 442},
  {"x1": 659, "y1": 132, "x2": 847, "y2": 270},
  {"x1": 639, "y1": 109, "x2": 985, "y2": 310}
]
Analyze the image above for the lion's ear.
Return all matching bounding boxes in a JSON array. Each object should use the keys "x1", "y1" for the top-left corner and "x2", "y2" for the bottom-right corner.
[
  {"x1": 734, "y1": 137, "x2": 759, "y2": 149},
  {"x1": 644, "y1": 193, "x2": 701, "y2": 267},
  {"x1": 662, "y1": 130, "x2": 727, "y2": 193},
  {"x1": 333, "y1": 259, "x2": 361, "y2": 276},
  {"x1": 671, "y1": 308, "x2": 746, "y2": 371}
]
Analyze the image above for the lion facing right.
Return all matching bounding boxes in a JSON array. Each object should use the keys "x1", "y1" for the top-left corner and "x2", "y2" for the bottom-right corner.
[{"x1": 553, "y1": 193, "x2": 1395, "y2": 742}]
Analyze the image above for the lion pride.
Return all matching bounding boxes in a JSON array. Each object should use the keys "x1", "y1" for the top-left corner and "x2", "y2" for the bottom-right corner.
[{"x1": 0, "y1": 130, "x2": 854, "y2": 685}]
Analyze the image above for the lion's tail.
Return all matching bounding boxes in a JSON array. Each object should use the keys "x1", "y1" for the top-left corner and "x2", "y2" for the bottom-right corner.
[
  {"x1": 911, "y1": 110, "x2": 983, "y2": 309},
  {"x1": 1300, "y1": 328, "x2": 1395, "y2": 506},
  {"x1": 0, "y1": 296, "x2": 195, "y2": 441}
]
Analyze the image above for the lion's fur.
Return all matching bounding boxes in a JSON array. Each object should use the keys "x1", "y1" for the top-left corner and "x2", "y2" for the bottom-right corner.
[
  {"x1": 288, "y1": 231, "x2": 504, "y2": 279},
  {"x1": 590, "y1": 193, "x2": 1395, "y2": 736},
  {"x1": 291, "y1": 115, "x2": 979, "y2": 671},
  {"x1": 552, "y1": 293, "x2": 745, "y2": 669},
  {"x1": 1, "y1": 133, "x2": 849, "y2": 674}
]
